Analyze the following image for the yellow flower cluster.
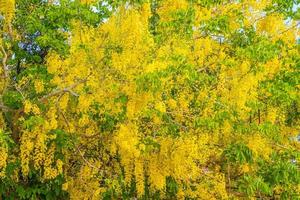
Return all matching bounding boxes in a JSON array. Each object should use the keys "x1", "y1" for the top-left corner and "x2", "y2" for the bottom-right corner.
[
  {"x1": 34, "y1": 79, "x2": 44, "y2": 94},
  {"x1": 63, "y1": 165, "x2": 102, "y2": 200},
  {"x1": 247, "y1": 134, "x2": 272, "y2": 159},
  {"x1": 0, "y1": 130, "x2": 8, "y2": 178},
  {"x1": 0, "y1": 0, "x2": 15, "y2": 25},
  {"x1": 113, "y1": 121, "x2": 216, "y2": 197}
]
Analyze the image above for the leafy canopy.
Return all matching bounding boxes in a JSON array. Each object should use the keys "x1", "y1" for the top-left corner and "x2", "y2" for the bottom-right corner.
[{"x1": 0, "y1": 0, "x2": 300, "y2": 199}]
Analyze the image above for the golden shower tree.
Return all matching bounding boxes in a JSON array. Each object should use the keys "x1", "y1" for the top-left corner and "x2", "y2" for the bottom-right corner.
[{"x1": 0, "y1": 0, "x2": 300, "y2": 199}]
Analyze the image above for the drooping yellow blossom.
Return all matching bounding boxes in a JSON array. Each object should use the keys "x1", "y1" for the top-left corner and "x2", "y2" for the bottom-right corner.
[{"x1": 34, "y1": 79, "x2": 44, "y2": 94}]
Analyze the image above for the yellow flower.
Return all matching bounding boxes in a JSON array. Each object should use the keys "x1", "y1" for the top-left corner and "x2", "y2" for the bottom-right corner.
[
  {"x1": 247, "y1": 134, "x2": 272, "y2": 159},
  {"x1": 56, "y1": 159, "x2": 63, "y2": 174},
  {"x1": 24, "y1": 100, "x2": 32, "y2": 114},
  {"x1": 155, "y1": 102, "x2": 166, "y2": 113},
  {"x1": 168, "y1": 98, "x2": 177, "y2": 109},
  {"x1": 240, "y1": 164, "x2": 250, "y2": 173},
  {"x1": 34, "y1": 80, "x2": 44, "y2": 94},
  {"x1": 62, "y1": 182, "x2": 69, "y2": 191},
  {"x1": 32, "y1": 104, "x2": 40, "y2": 115}
]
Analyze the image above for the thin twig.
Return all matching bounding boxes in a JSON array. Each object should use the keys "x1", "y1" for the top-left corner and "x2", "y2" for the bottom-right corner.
[
  {"x1": 76, "y1": 146, "x2": 101, "y2": 171},
  {"x1": 0, "y1": 104, "x2": 14, "y2": 112},
  {"x1": 39, "y1": 78, "x2": 87, "y2": 102},
  {"x1": 277, "y1": 22, "x2": 300, "y2": 36},
  {"x1": 14, "y1": 84, "x2": 25, "y2": 100}
]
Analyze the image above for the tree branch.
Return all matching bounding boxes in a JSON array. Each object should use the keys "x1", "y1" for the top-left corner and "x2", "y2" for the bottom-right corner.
[
  {"x1": 39, "y1": 78, "x2": 88, "y2": 102},
  {"x1": 278, "y1": 22, "x2": 300, "y2": 35},
  {"x1": 0, "y1": 104, "x2": 14, "y2": 112},
  {"x1": 76, "y1": 146, "x2": 102, "y2": 171}
]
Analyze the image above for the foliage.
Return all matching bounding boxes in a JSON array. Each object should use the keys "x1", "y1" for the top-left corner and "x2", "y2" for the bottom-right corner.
[{"x1": 0, "y1": 0, "x2": 300, "y2": 199}]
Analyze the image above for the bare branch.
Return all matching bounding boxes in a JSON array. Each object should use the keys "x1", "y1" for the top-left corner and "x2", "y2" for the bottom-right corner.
[
  {"x1": 76, "y1": 146, "x2": 102, "y2": 171},
  {"x1": 39, "y1": 78, "x2": 87, "y2": 102},
  {"x1": 0, "y1": 104, "x2": 14, "y2": 112}
]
